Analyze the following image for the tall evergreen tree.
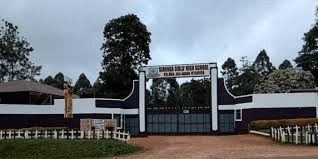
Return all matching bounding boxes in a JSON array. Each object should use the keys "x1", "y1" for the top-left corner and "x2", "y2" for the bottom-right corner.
[
  {"x1": 295, "y1": 7, "x2": 318, "y2": 86},
  {"x1": 74, "y1": 73, "x2": 92, "y2": 95},
  {"x1": 53, "y1": 72, "x2": 64, "y2": 89},
  {"x1": 252, "y1": 49, "x2": 275, "y2": 80},
  {"x1": 43, "y1": 75, "x2": 55, "y2": 85},
  {"x1": 278, "y1": 60, "x2": 293, "y2": 70},
  {"x1": 0, "y1": 19, "x2": 41, "y2": 82},
  {"x1": 100, "y1": 14, "x2": 151, "y2": 98},
  {"x1": 231, "y1": 56, "x2": 260, "y2": 96},
  {"x1": 221, "y1": 58, "x2": 238, "y2": 93}
]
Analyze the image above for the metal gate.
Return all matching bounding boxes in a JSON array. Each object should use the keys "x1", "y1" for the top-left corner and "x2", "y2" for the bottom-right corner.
[{"x1": 146, "y1": 107, "x2": 211, "y2": 134}]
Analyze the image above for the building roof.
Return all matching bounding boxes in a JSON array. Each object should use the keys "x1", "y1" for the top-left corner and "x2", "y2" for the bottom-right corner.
[{"x1": 0, "y1": 80, "x2": 64, "y2": 96}]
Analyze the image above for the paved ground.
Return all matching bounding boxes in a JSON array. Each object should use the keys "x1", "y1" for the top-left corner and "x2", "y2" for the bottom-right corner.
[{"x1": 112, "y1": 135, "x2": 318, "y2": 159}]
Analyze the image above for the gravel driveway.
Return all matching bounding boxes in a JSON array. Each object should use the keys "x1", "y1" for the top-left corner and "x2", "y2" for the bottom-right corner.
[{"x1": 112, "y1": 134, "x2": 318, "y2": 159}]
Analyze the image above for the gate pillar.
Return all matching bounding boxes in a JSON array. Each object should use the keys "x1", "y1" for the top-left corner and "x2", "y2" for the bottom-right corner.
[
  {"x1": 139, "y1": 70, "x2": 146, "y2": 133},
  {"x1": 210, "y1": 67, "x2": 218, "y2": 131}
]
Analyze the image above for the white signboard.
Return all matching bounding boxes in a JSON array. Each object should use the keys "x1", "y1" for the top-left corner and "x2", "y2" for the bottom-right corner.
[
  {"x1": 92, "y1": 119, "x2": 105, "y2": 130},
  {"x1": 144, "y1": 63, "x2": 216, "y2": 78}
]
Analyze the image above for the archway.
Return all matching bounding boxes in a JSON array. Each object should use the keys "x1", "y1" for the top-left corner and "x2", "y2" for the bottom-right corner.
[{"x1": 138, "y1": 63, "x2": 218, "y2": 134}]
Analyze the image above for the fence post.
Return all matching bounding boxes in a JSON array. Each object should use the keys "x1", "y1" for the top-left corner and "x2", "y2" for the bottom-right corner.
[
  {"x1": 80, "y1": 131, "x2": 84, "y2": 139},
  {"x1": 54, "y1": 130, "x2": 57, "y2": 139},
  {"x1": 35, "y1": 130, "x2": 38, "y2": 139},
  {"x1": 305, "y1": 126, "x2": 308, "y2": 144},
  {"x1": 295, "y1": 125, "x2": 299, "y2": 144},
  {"x1": 17, "y1": 130, "x2": 21, "y2": 139},
  {"x1": 71, "y1": 130, "x2": 74, "y2": 139},
  {"x1": 88, "y1": 130, "x2": 91, "y2": 139},
  {"x1": 314, "y1": 123, "x2": 318, "y2": 143},
  {"x1": 106, "y1": 130, "x2": 109, "y2": 139},
  {"x1": 278, "y1": 127, "x2": 281, "y2": 141},
  {"x1": 0, "y1": 130, "x2": 2, "y2": 139},
  {"x1": 271, "y1": 127, "x2": 274, "y2": 138},
  {"x1": 127, "y1": 131, "x2": 130, "y2": 142},
  {"x1": 25, "y1": 130, "x2": 29, "y2": 139},
  {"x1": 61, "y1": 130, "x2": 64, "y2": 139},
  {"x1": 45, "y1": 130, "x2": 48, "y2": 139},
  {"x1": 8, "y1": 130, "x2": 12, "y2": 139}
]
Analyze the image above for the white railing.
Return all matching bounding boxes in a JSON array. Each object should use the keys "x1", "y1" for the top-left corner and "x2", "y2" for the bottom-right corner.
[
  {"x1": 0, "y1": 129, "x2": 130, "y2": 142},
  {"x1": 271, "y1": 124, "x2": 318, "y2": 145}
]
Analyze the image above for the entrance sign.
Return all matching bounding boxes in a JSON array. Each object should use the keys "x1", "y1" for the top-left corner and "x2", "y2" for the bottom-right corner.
[{"x1": 145, "y1": 63, "x2": 216, "y2": 78}]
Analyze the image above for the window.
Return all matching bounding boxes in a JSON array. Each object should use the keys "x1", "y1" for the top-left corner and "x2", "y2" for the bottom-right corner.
[{"x1": 235, "y1": 109, "x2": 242, "y2": 121}]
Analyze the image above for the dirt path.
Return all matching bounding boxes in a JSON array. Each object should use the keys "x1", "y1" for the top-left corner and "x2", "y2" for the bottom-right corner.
[{"x1": 113, "y1": 135, "x2": 318, "y2": 159}]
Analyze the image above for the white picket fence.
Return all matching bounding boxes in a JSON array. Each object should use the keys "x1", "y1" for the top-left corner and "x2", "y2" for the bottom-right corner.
[
  {"x1": 0, "y1": 129, "x2": 130, "y2": 142},
  {"x1": 271, "y1": 124, "x2": 318, "y2": 144}
]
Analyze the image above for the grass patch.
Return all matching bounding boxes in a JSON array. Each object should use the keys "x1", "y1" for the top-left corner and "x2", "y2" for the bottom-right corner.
[{"x1": 0, "y1": 139, "x2": 141, "y2": 159}]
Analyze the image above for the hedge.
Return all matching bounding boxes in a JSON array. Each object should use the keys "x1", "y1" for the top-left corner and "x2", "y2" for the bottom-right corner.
[{"x1": 250, "y1": 118, "x2": 318, "y2": 131}]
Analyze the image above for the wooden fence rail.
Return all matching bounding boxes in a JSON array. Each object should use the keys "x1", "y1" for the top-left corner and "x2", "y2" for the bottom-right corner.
[
  {"x1": 0, "y1": 129, "x2": 130, "y2": 142},
  {"x1": 271, "y1": 124, "x2": 318, "y2": 145}
]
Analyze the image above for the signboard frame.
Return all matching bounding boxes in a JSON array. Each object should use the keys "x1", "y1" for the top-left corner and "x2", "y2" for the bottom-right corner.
[{"x1": 142, "y1": 63, "x2": 216, "y2": 79}]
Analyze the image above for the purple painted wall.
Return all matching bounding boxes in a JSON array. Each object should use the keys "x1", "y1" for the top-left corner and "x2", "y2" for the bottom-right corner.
[{"x1": 235, "y1": 107, "x2": 317, "y2": 133}]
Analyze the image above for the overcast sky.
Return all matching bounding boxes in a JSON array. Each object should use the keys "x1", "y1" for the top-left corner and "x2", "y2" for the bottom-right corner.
[{"x1": 0, "y1": 0, "x2": 317, "y2": 83}]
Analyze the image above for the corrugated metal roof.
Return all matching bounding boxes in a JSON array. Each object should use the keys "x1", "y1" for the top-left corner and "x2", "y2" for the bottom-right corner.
[{"x1": 0, "y1": 80, "x2": 64, "y2": 96}]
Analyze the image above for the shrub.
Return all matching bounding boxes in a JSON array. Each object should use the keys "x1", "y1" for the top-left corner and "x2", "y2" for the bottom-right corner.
[{"x1": 250, "y1": 118, "x2": 318, "y2": 131}]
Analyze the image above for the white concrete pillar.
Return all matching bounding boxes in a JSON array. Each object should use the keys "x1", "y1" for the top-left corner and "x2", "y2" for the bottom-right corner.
[
  {"x1": 139, "y1": 71, "x2": 146, "y2": 132},
  {"x1": 210, "y1": 67, "x2": 218, "y2": 131}
]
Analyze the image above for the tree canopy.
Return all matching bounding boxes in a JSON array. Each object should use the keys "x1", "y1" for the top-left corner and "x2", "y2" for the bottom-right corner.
[
  {"x1": 99, "y1": 14, "x2": 151, "y2": 98},
  {"x1": 0, "y1": 19, "x2": 41, "y2": 82},
  {"x1": 295, "y1": 8, "x2": 318, "y2": 86},
  {"x1": 221, "y1": 57, "x2": 238, "y2": 94},
  {"x1": 74, "y1": 73, "x2": 92, "y2": 95},
  {"x1": 254, "y1": 69, "x2": 315, "y2": 93},
  {"x1": 251, "y1": 49, "x2": 275, "y2": 80},
  {"x1": 279, "y1": 60, "x2": 293, "y2": 70},
  {"x1": 41, "y1": 72, "x2": 66, "y2": 90}
]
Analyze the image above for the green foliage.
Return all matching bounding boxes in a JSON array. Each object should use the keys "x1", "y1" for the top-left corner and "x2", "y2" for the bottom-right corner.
[
  {"x1": 223, "y1": 50, "x2": 277, "y2": 96},
  {"x1": 221, "y1": 58, "x2": 238, "y2": 93},
  {"x1": 0, "y1": 19, "x2": 41, "y2": 82},
  {"x1": 43, "y1": 75, "x2": 55, "y2": 85},
  {"x1": 254, "y1": 69, "x2": 315, "y2": 93},
  {"x1": 251, "y1": 49, "x2": 276, "y2": 80},
  {"x1": 0, "y1": 139, "x2": 141, "y2": 159},
  {"x1": 42, "y1": 73, "x2": 67, "y2": 90},
  {"x1": 148, "y1": 78, "x2": 209, "y2": 108},
  {"x1": 295, "y1": 9, "x2": 318, "y2": 86},
  {"x1": 100, "y1": 14, "x2": 151, "y2": 98},
  {"x1": 73, "y1": 73, "x2": 92, "y2": 95},
  {"x1": 278, "y1": 59, "x2": 293, "y2": 70},
  {"x1": 148, "y1": 78, "x2": 180, "y2": 107},
  {"x1": 179, "y1": 79, "x2": 209, "y2": 107},
  {"x1": 250, "y1": 118, "x2": 318, "y2": 131},
  {"x1": 53, "y1": 72, "x2": 64, "y2": 89},
  {"x1": 230, "y1": 57, "x2": 260, "y2": 96}
]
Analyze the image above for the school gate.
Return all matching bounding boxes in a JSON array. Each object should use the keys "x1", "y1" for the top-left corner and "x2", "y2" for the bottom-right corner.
[
  {"x1": 138, "y1": 63, "x2": 232, "y2": 134},
  {"x1": 0, "y1": 62, "x2": 316, "y2": 135}
]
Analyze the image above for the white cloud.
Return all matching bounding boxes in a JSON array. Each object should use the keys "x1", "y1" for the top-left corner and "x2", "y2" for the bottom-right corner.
[{"x1": 0, "y1": 0, "x2": 316, "y2": 83}]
